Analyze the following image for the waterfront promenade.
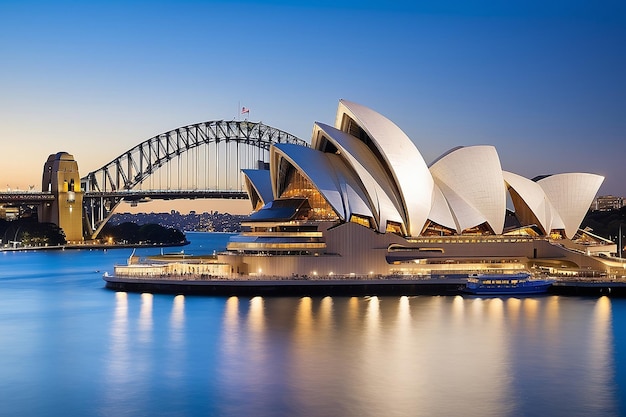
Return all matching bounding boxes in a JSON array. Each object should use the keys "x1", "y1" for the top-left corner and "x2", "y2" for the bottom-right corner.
[{"x1": 103, "y1": 270, "x2": 626, "y2": 297}]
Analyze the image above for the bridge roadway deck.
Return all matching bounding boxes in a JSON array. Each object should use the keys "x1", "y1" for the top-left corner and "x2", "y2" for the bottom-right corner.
[
  {"x1": 84, "y1": 190, "x2": 248, "y2": 200},
  {"x1": 0, "y1": 190, "x2": 248, "y2": 203},
  {"x1": 0, "y1": 192, "x2": 55, "y2": 203}
]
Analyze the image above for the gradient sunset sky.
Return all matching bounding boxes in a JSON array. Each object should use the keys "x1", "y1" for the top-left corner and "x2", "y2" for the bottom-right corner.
[{"x1": 1, "y1": 0, "x2": 624, "y2": 201}]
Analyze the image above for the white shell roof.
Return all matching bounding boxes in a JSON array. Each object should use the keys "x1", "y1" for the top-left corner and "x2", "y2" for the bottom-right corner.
[
  {"x1": 326, "y1": 152, "x2": 376, "y2": 221},
  {"x1": 428, "y1": 183, "x2": 457, "y2": 230},
  {"x1": 270, "y1": 143, "x2": 373, "y2": 221},
  {"x1": 537, "y1": 173, "x2": 604, "y2": 238},
  {"x1": 239, "y1": 99, "x2": 606, "y2": 240},
  {"x1": 503, "y1": 170, "x2": 554, "y2": 233},
  {"x1": 242, "y1": 169, "x2": 273, "y2": 209},
  {"x1": 429, "y1": 145, "x2": 506, "y2": 234},
  {"x1": 435, "y1": 179, "x2": 487, "y2": 233},
  {"x1": 335, "y1": 99, "x2": 434, "y2": 237},
  {"x1": 311, "y1": 122, "x2": 404, "y2": 233}
]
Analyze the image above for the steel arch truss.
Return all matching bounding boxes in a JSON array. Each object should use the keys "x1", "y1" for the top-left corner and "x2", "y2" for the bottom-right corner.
[{"x1": 81, "y1": 120, "x2": 308, "y2": 193}]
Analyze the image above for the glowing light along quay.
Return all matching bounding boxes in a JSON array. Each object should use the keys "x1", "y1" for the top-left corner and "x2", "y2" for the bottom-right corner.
[{"x1": 104, "y1": 100, "x2": 626, "y2": 296}]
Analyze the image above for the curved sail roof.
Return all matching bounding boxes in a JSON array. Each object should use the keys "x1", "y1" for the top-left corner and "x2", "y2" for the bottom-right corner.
[
  {"x1": 238, "y1": 99, "x2": 605, "y2": 240},
  {"x1": 327, "y1": 152, "x2": 377, "y2": 221},
  {"x1": 537, "y1": 173, "x2": 604, "y2": 238},
  {"x1": 428, "y1": 183, "x2": 457, "y2": 230},
  {"x1": 334, "y1": 99, "x2": 433, "y2": 236},
  {"x1": 429, "y1": 146, "x2": 506, "y2": 234},
  {"x1": 503, "y1": 170, "x2": 554, "y2": 233},
  {"x1": 270, "y1": 143, "x2": 373, "y2": 222},
  {"x1": 242, "y1": 169, "x2": 273, "y2": 210},
  {"x1": 311, "y1": 122, "x2": 404, "y2": 233}
]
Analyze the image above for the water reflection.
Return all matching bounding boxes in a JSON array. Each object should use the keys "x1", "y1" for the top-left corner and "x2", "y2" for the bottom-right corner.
[
  {"x1": 451, "y1": 294, "x2": 465, "y2": 323},
  {"x1": 222, "y1": 296, "x2": 240, "y2": 354},
  {"x1": 212, "y1": 295, "x2": 622, "y2": 417},
  {"x1": 138, "y1": 293, "x2": 153, "y2": 344},
  {"x1": 224, "y1": 296, "x2": 239, "y2": 326},
  {"x1": 246, "y1": 296, "x2": 267, "y2": 369},
  {"x1": 365, "y1": 295, "x2": 380, "y2": 334},
  {"x1": 505, "y1": 296, "x2": 522, "y2": 323},
  {"x1": 585, "y1": 297, "x2": 615, "y2": 413},
  {"x1": 108, "y1": 292, "x2": 128, "y2": 376},
  {"x1": 348, "y1": 296, "x2": 359, "y2": 323},
  {"x1": 522, "y1": 297, "x2": 540, "y2": 323},
  {"x1": 170, "y1": 294, "x2": 185, "y2": 343},
  {"x1": 248, "y1": 296, "x2": 265, "y2": 333},
  {"x1": 102, "y1": 292, "x2": 131, "y2": 415},
  {"x1": 295, "y1": 296, "x2": 313, "y2": 344},
  {"x1": 319, "y1": 296, "x2": 333, "y2": 331},
  {"x1": 2, "y1": 233, "x2": 622, "y2": 417},
  {"x1": 219, "y1": 296, "x2": 242, "y2": 402}
]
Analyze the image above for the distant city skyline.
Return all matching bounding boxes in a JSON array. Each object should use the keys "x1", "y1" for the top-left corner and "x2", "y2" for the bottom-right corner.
[
  {"x1": 116, "y1": 199, "x2": 252, "y2": 215},
  {"x1": 1, "y1": 0, "x2": 624, "y2": 198}
]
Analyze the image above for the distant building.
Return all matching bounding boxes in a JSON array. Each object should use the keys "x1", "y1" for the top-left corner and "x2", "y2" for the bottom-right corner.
[
  {"x1": 592, "y1": 195, "x2": 624, "y2": 211},
  {"x1": 0, "y1": 206, "x2": 19, "y2": 221}
]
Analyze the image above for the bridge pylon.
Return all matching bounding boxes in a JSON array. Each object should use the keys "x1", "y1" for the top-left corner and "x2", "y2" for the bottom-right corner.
[{"x1": 40, "y1": 152, "x2": 84, "y2": 242}]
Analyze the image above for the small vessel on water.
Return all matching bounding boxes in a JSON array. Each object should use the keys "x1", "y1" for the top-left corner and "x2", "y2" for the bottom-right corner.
[{"x1": 463, "y1": 272, "x2": 555, "y2": 295}]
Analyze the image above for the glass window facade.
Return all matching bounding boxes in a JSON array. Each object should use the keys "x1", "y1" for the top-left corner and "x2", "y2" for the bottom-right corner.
[
  {"x1": 279, "y1": 166, "x2": 338, "y2": 221},
  {"x1": 350, "y1": 214, "x2": 373, "y2": 228}
]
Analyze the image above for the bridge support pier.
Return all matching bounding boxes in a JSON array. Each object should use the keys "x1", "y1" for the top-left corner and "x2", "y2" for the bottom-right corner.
[{"x1": 40, "y1": 152, "x2": 84, "y2": 242}]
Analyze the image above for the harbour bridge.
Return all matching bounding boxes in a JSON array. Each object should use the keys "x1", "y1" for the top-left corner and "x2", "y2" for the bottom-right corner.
[{"x1": 1, "y1": 120, "x2": 308, "y2": 240}]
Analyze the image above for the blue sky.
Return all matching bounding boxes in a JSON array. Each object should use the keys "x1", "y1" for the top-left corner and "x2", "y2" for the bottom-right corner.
[{"x1": 1, "y1": 0, "x2": 624, "y2": 198}]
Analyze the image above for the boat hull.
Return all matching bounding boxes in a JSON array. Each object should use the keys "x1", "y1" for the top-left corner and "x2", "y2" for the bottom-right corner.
[
  {"x1": 463, "y1": 282, "x2": 553, "y2": 295},
  {"x1": 463, "y1": 273, "x2": 554, "y2": 295}
]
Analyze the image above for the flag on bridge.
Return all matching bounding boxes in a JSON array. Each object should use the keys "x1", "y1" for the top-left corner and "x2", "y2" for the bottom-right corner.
[{"x1": 241, "y1": 107, "x2": 249, "y2": 114}]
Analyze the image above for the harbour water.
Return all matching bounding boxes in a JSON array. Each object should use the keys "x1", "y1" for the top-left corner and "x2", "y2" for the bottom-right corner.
[{"x1": 1, "y1": 232, "x2": 625, "y2": 417}]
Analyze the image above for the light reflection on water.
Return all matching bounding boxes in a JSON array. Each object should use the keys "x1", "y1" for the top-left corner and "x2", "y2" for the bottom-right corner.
[
  {"x1": 210, "y1": 295, "x2": 619, "y2": 417},
  {"x1": 587, "y1": 297, "x2": 614, "y2": 410},
  {"x1": 138, "y1": 293, "x2": 153, "y2": 343},
  {"x1": 170, "y1": 294, "x2": 185, "y2": 344},
  {"x1": 0, "y1": 234, "x2": 622, "y2": 417}
]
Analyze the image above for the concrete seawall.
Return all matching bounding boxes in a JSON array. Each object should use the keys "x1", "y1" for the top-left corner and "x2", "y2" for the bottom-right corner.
[
  {"x1": 104, "y1": 275, "x2": 626, "y2": 297},
  {"x1": 103, "y1": 276, "x2": 467, "y2": 296}
]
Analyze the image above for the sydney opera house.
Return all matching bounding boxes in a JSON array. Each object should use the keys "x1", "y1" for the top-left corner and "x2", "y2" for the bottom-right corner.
[{"x1": 218, "y1": 100, "x2": 620, "y2": 279}]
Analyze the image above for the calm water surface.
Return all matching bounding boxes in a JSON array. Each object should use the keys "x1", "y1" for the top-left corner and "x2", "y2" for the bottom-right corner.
[{"x1": 1, "y1": 232, "x2": 626, "y2": 417}]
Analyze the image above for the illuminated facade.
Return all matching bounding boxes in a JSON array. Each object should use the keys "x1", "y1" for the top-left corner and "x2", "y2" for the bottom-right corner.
[{"x1": 220, "y1": 100, "x2": 616, "y2": 278}]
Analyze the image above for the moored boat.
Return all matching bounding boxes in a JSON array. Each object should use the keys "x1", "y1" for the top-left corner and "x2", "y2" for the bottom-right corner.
[{"x1": 463, "y1": 272, "x2": 554, "y2": 295}]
